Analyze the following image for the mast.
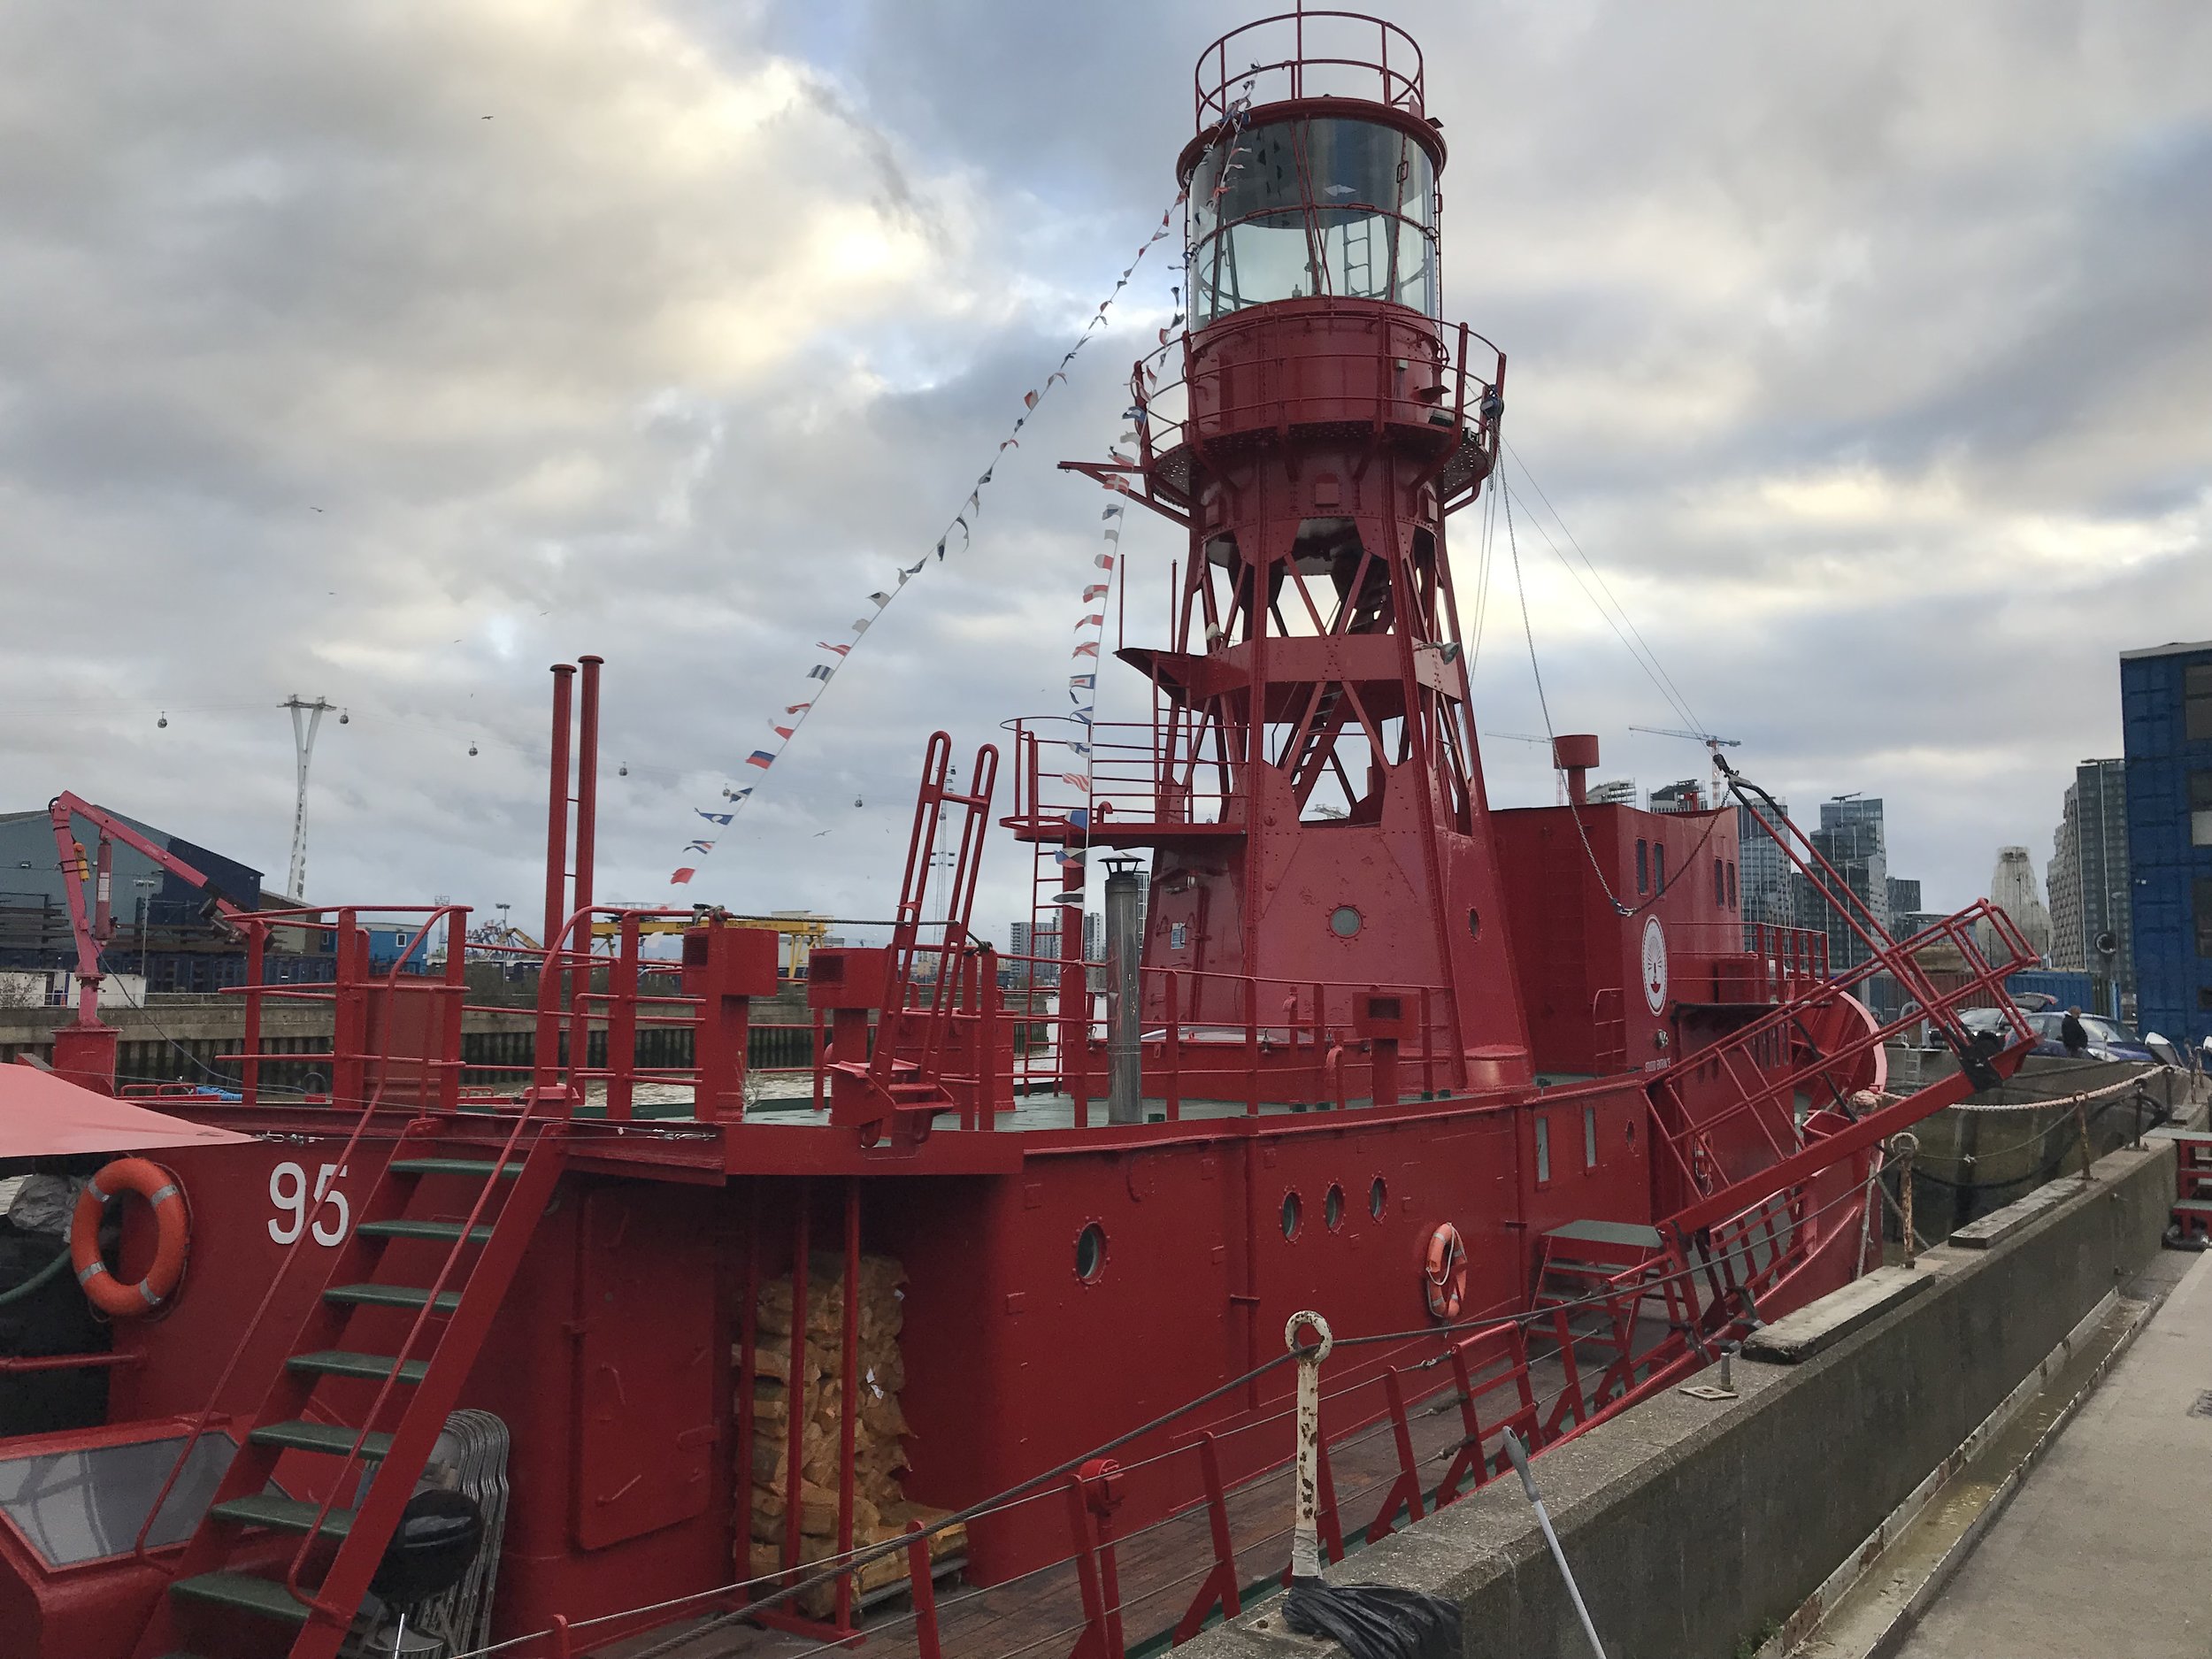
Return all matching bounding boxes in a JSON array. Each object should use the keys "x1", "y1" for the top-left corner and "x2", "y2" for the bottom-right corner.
[{"x1": 1050, "y1": 10, "x2": 1529, "y2": 1090}]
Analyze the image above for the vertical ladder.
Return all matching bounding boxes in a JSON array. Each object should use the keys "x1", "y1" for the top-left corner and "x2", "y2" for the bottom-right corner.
[
  {"x1": 129, "y1": 1125, "x2": 567, "y2": 1659},
  {"x1": 1340, "y1": 212, "x2": 1375, "y2": 299},
  {"x1": 871, "y1": 733, "x2": 999, "y2": 1095}
]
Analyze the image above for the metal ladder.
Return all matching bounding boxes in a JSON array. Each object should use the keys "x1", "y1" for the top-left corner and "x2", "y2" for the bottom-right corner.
[
  {"x1": 128, "y1": 1122, "x2": 567, "y2": 1659},
  {"x1": 1528, "y1": 1219, "x2": 1692, "y2": 1432},
  {"x1": 1340, "y1": 212, "x2": 1376, "y2": 299},
  {"x1": 825, "y1": 734, "x2": 999, "y2": 1139}
]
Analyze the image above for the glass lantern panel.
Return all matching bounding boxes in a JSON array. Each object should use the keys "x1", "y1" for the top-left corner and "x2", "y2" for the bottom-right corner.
[{"x1": 1189, "y1": 116, "x2": 1438, "y2": 325}]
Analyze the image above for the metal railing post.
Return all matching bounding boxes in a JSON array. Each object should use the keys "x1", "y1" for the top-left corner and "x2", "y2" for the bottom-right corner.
[
  {"x1": 241, "y1": 921, "x2": 265, "y2": 1106},
  {"x1": 1894, "y1": 1132, "x2": 1918, "y2": 1268}
]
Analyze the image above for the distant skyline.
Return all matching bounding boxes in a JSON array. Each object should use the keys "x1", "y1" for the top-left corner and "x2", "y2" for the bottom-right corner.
[{"x1": 2, "y1": 2, "x2": 2207, "y2": 936}]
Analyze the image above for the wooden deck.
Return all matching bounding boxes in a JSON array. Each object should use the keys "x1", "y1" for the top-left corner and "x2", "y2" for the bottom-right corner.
[{"x1": 589, "y1": 1323, "x2": 1673, "y2": 1659}]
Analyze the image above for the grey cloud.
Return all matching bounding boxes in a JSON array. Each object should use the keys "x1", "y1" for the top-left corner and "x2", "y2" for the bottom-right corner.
[{"x1": 2, "y1": 0, "x2": 2208, "y2": 941}]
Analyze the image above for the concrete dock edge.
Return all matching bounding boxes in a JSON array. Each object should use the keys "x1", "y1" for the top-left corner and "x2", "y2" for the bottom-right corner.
[{"x1": 1174, "y1": 1141, "x2": 2177, "y2": 1659}]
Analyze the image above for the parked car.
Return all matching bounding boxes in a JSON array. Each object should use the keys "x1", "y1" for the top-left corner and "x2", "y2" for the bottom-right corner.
[
  {"x1": 1950, "y1": 1006, "x2": 2156, "y2": 1063},
  {"x1": 2021, "y1": 1010, "x2": 2155, "y2": 1063}
]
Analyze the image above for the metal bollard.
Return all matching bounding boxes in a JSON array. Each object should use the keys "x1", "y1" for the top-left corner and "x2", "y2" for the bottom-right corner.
[
  {"x1": 1286, "y1": 1310, "x2": 1333, "y2": 1582},
  {"x1": 1893, "y1": 1132, "x2": 1919, "y2": 1268}
]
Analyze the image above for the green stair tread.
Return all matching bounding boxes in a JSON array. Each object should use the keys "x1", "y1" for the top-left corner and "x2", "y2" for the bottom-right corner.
[
  {"x1": 390, "y1": 1156, "x2": 524, "y2": 1179},
  {"x1": 170, "y1": 1571, "x2": 311, "y2": 1624},
  {"x1": 287, "y1": 1349, "x2": 430, "y2": 1385},
  {"x1": 357, "y1": 1217, "x2": 495, "y2": 1244},
  {"x1": 2173, "y1": 1200, "x2": 2212, "y2": 1214},
  {"x1": 324, "y1": 1283, "x2": 463, "y2": 1313},
  {"x1": 209, "y1": 1494, "x2": 354, "y2": 1538},
  {"x1": 250, "y1": 1419, "x2": 391, "y2": 1459},
  {"x1": 1544, "y1": 1218, "x2": 1664, "y2": 1248}
]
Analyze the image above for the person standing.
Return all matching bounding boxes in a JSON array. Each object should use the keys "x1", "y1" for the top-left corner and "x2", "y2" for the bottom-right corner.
[{"x1": 2060, "y1": 1005, "x2": 2090, "y2": 1057}]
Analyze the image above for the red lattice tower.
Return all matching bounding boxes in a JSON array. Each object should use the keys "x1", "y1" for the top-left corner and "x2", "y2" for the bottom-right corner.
[{"x1": 1050, "y1": 10, "x2": 1527, "y2": 1087}]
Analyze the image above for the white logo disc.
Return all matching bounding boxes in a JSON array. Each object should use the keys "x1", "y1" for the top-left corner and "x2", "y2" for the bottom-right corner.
[{"x1": 1640, "y1": 916, "x2": 1668, "y2": 1016}]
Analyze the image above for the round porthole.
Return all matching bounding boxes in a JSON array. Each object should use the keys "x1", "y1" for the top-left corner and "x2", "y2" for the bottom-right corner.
[
  {"x1": 1329, "y1": 905, "x2": 1362, "y2": 938},
  {"x1": 1281, "y1": 1192, "x2": 1303, "y2": 1240},
  {"x1": 1369, "y1": 1176, "x2": 1387, "y2": 1219},
  {"x1": 1075, "y1": 1223, "x2": 1106, "y2": 1282},
  {"x1": 1467, "y1": 907, "x2": 1481, "y2": 939},
  {"x1": 1325, "y1": 1183, "x2": 1345, "y2": 1232}
]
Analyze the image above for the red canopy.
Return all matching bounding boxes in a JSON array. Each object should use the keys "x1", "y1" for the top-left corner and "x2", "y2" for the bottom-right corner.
[{"x1": 0, "y1": 1063, "x2": 255, "y2": 1160}]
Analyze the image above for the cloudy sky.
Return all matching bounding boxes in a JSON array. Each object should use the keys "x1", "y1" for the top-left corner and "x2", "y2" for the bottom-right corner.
[{"x1": 3, "y1": 0, "x2": 2208, "y2": 948}]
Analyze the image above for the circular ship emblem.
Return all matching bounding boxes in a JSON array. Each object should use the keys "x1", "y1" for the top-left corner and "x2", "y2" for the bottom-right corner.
[{"x1": 1640, "y1": 916, "x2": 1669, "y2": 1015}]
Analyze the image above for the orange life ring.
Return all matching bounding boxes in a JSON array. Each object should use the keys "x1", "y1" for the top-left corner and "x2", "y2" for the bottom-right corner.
[
  {"x1": 70, "y1": 1158, "x2": 188, "y2": 1318},
  {"x1": 1424, "y1": 1222, "x2": 1466, "y2": 1321}
]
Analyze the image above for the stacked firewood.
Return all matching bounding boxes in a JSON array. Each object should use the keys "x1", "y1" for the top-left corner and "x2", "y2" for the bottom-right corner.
[{"x1": 741, "y1": 1251, "x2": 966, "y2": 1618}]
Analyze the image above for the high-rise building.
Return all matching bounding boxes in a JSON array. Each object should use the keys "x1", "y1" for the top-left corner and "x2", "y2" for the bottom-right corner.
[
  {"x1": 1791, "y1": 796, "x2": 1890, "y2": 975},
  {"x1": 1586, "y1": 779, "x2": 1639, "y2": 806},
  {"x1": 2047, "y1": 758, "x2": 2131, "y2": 1015},
  {"x1": 1738, "y1": 795, "x2": 1793, "y2": 933},
  {"x1": 1647, "y1": 780, "x2": 1705, "y2": 814},
  {"x1": 1980, "y1": 847, "x2": 2054, "y2": 963},
  {"x1": 1886, "y1": 877, "x2": 1921, "y2": 923},
  {"x1": 2121, "y1": 639, "x2": 2212, "y2": 1045}
]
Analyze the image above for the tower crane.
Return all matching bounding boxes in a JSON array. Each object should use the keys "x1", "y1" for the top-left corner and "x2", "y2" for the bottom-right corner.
[{"x1": 1628, "y1": 725, "x2": 1740, "y2": 749}]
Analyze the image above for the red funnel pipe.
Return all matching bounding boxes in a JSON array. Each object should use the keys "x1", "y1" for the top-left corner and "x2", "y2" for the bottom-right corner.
[{"x1": 1553, "y1": 733, "x2": 1600, "y2": 806}]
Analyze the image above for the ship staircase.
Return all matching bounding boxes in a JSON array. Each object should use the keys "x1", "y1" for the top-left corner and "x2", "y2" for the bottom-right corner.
[
  {"x1": 827, "y1": 733, "x2": 1000, "y2": 1144},
  {"x1": 1527, "y1": 1220, "x2": 1698, "y2": 1435},
  {"x1": 126, "y1": 963, "x2": 575, "y2": 1658},
  {"x1": 1530, "y1": 780, "x2": 2047, "y2": 1430}
]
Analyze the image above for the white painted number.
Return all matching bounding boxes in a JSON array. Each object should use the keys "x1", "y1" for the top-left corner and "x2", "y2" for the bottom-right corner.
[
  {"x1": 268, "y1": 1163, "x2": 304, "y2": 1242},
  {"x1": 268, "y1": 1161, "x2": 351, "y2": 1247},
  {"x1": 311, "y1": 1163, "x2": 350, "y2": 1246}
]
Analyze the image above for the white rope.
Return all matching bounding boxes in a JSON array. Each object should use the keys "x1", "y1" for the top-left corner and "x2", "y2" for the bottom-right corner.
[{"x1": 1878, "y1": 1066, "x2": 2184, "y2": 1116}]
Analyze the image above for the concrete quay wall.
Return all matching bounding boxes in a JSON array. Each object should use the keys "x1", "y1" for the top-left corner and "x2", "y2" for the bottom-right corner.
[{"x1": 1185, "y1": 1141, "x2": 2177, "y2": 1659}]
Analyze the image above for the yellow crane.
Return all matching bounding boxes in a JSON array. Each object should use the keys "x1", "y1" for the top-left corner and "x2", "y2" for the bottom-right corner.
[{"x1": 588, "y1": 910, "x2": 832, "y2": 976}]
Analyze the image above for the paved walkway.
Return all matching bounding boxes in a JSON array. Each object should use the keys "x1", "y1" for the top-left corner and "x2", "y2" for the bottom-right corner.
[{"x1": 1895, "y1": 1250, "x2": 2212, "y2": 1658}]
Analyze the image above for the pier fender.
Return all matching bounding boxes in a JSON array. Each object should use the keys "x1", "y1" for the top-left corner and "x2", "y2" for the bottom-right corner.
[
  {"x1": 1423, "y1": 1222, "x2": 1466, "y2": 1320},
  {"x1": 70, "y1": 1156, "x2": 188, "y2": 1317}
]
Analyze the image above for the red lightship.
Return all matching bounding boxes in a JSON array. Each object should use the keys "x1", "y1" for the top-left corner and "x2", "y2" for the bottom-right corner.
[{"x1": 0, "y1": 13, "x2": 2038, "y2": 1659}]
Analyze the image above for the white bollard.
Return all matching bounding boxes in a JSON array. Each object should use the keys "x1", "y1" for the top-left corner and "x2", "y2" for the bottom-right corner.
[{"x1": 1286, "y1": 1310, "x2": 1333, "y2": 1582}]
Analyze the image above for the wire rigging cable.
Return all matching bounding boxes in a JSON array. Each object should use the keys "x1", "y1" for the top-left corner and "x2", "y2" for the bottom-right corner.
[
  {"x1": 1500, "y1": 473, "x2": 1732, "y2": 918},
  {"x1": 1502, "y1": 439, "x2": 1707, "y2": 737}
]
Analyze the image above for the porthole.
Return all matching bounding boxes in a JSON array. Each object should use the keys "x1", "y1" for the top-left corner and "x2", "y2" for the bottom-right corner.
[
  {"x1": 1325, "y1": 1183, "x2": 1345, "y2": 1232},
  {"x1": 1075, "y1": 1223, "x2": 1106, "y2": 1282},
  {"x1": 1329, "y1": 905, "x2": 1362, "y2": 939},
  {"x1": 1369, "y1": 1176, "x2": 1387, "y2": 1219},
  {"x1": 1281, "y1": 1192, "x2": 1302, "y2": 1240}
]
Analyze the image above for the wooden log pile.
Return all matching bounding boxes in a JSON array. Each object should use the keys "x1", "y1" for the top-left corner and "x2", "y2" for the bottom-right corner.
[{"x1": 741, "y1": 1251, "x2": 966, "y2": 1619}]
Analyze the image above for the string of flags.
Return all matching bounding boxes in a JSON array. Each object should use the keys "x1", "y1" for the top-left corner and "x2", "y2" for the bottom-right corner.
[
  {"x1": 1047, "y1": 499, "x2": 1125, "y2": 895},
  {"x1": 667, "y1": 182, "x2": 1192, "y2": 888}
]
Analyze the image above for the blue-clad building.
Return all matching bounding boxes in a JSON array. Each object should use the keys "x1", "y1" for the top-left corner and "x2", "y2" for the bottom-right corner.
[{"x1": 2121, "y1": 639, "x2": 2212, "y2": 1048}]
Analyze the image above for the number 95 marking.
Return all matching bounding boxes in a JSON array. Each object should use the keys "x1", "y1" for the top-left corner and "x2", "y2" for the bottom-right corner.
[{"x1": 268, "y1": 1161, "x2": 350, "y2": 1246}]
